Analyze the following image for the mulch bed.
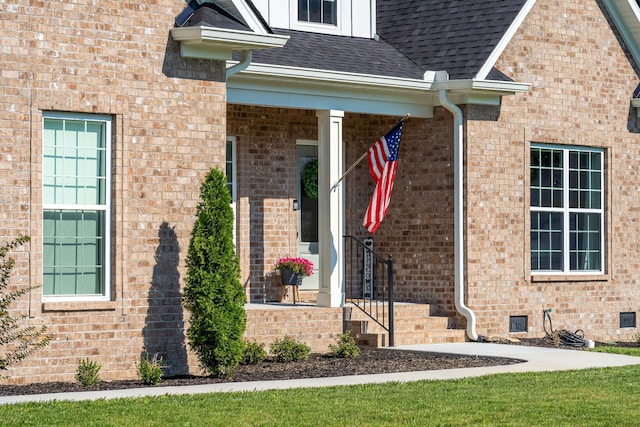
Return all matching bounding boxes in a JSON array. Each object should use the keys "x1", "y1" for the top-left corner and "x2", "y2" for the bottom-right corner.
[
  {"x1": 0, "y1": 348, "x2": 523, "y2": 397},
  {"x1": 2, "y1": 338, "x2": 637, "y2": 397}
]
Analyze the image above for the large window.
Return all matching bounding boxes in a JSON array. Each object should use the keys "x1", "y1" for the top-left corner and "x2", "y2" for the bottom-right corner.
[
  {"x1": 298, "y1": 0, "x2": 337, "y2": 25},
  {"x1": 42, "y1": 113, "x2": 111, "y2": 299},
  {"x1": 530, "y1": 145, "x2": 604, "y2": 273}
]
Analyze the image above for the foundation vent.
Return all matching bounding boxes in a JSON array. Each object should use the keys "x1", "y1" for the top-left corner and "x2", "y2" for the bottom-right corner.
[
  {"x1": 509, "y1": 315, "x2": 528, "y2": 333},
  {"x1": 620, "y1": 312, "x2": 636, "y2": 329}
]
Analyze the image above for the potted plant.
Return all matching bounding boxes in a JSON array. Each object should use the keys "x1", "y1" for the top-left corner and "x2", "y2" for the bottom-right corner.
[{"x1": 275, "y1": 257, "x2": 314, "y2": 286}]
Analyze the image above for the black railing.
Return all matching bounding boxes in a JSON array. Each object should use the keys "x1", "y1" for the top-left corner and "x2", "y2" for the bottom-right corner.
[{"x1": 343, "y1": 235, "x2": 394, "y2": 347}]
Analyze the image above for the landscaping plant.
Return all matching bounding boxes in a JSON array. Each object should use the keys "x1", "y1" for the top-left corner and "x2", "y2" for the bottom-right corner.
[
  {"x1": 328, "y1": 331, "x2": 360, "y2": 358},
  {"x1": 137, "y1": 352, "x2": 164, "y2": 385},
  {"x1": 241, "y1": 340, "x2": 267, "y2": 365},
  {"x1": 269, "y1": 335, "x2": 311, "y2": 362},
  {"x1": 183, "y1": 168, "x2": 246, "y2": 378},
  {"x1": 0, "y1": 235, "x2": 50, "y2": 374},
  {"x1": 75, "y1": 358, "x2": 101, "y2": 387}
]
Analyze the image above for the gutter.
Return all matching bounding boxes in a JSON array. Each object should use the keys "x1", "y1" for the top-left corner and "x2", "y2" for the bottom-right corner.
[
  {"x1": 436, "y1": 73, "x2": 480, "y2": 342},
  {"x1": 226, "y1": 50, "x2": 252, "y2": 79}
]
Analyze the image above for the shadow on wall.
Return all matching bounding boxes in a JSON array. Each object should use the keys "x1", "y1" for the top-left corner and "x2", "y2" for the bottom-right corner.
[{"x1": 142, "y1": 222, "x2": 189, "y2": 376}]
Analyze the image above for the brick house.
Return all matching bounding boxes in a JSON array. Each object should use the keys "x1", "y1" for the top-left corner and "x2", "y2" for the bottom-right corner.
[{"x1": 3, "y1": 0, "x2": 640, "y2": 384}]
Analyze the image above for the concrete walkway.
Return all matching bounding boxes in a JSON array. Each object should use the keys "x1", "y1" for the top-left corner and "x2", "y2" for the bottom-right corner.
[{"x1": 2, "y1": 343, "x2": 640, "y2": 405}]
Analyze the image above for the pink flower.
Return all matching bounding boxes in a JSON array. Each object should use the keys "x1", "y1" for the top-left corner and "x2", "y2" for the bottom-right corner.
[{"x1": 275, "y1": 257, "x2": 314, "y2": 277}]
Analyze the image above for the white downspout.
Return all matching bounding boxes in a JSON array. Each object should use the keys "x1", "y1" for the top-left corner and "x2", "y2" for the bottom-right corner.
[
  {"x1": 226, "y1": 50, "x2": 252, "y2": 80},
  {"x1": 438, "y1": 88, "x2": 480, "y2": 342}
]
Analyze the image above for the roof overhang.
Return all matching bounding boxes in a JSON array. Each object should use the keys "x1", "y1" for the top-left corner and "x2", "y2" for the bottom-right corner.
[
  {"x1": 227, "y1": 63, "x2": 435, "y2": 118},
  {"x1": 170, "y1": 26, "x2": 289, "y2": 60},
  {"x1": 431, "y1": 78, "x2": 531, "y2": 105}
]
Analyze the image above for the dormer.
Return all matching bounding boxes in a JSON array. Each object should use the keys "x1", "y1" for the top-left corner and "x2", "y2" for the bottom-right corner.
[{"x1": 252, "y1": 0, "x2": 375, "y2": 38}]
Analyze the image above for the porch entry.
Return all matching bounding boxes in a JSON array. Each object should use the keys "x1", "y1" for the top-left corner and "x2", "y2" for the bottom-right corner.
[{"x1": 297, "y1": 143, "x2": 319, "y2": 290}]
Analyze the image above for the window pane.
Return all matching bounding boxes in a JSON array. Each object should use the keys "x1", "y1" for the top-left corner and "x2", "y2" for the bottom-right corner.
[
  {"x1": 530, "y1": 211, "x2": 563, "y2": 271},
  {"x1": 322, "y1": 0, "x2": 336, "y2": 24},
  {"x1": 569, "y1": 213, "x2": 601, "y2": 271},
  {"x1": 43, "y1": 118, "x2": 107, "y2": 205},
  {"x1": 43, "y1": 210, "x2": 105, "y2": 295}
]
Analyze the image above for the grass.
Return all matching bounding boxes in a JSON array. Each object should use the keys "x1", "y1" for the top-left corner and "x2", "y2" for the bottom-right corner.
[
  {"x1": 590, "y1": 346, "x2": 640, "y2": 357},
  {"x1": 3, "y1": 364, "x2": 640, "y2": 426}
]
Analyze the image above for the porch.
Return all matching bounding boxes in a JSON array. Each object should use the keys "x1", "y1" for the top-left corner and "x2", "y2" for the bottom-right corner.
[{"x1": 243, "y1": 301, "x2": 466, "y2": 353}]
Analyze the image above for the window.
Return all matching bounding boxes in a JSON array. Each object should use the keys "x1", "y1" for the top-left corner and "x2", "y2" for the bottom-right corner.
[
  {"x1": 42, "y1": 113, "x2": 111, "y2": 299},
  {"x1": 530, "y1": 145, "x2": 604, "y2": 273},
  {"x1": 298, "y1": 0, "x2": 337, "y2": 25}
]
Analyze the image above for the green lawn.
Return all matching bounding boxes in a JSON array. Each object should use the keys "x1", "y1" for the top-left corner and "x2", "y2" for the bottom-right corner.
[{"x1": 3, "y1": 365, "x2": 640, "y2": 426}]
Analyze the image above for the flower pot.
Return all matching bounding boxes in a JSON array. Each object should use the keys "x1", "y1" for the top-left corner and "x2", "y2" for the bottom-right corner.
[{"x1": 280, "y1": 268, "x2": 303, "y2": 286}]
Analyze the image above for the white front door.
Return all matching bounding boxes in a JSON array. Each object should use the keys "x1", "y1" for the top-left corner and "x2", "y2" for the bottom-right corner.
[{"x1": 297, "y1": 143, "x2": 319, "y2": 290}]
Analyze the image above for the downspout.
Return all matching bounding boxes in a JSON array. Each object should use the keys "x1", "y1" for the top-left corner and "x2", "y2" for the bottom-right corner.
[
  {"x1": 225, "y1": 50, "x2": 252, "y2": 80},
  {"x1": 438, "y1": 88, "x2": 480, "y2": 342}
]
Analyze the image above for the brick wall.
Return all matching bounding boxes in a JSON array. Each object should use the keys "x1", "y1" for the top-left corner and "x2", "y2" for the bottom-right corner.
[
  {"x1": 465, "y1": 0, "x2": 640, "y2": 341},
  {"x1": 1, "y1": 0, "x2": 226, "y2": 384}
]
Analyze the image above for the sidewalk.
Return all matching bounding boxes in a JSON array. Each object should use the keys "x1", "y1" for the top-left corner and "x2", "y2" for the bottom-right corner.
[{"x1": 2, "y1": 343, "x2": 640, "y2": 405}]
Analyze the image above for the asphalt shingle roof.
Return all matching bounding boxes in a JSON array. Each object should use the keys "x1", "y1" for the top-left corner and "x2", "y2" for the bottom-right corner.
[
  {"x1": 187, "y1": 1, "x2": 529, "y2": 80},
  {"x1": 250, "y1": 29, "x2": 425, "y2": 79},
  {"x1": 376, "y1": 0, "x2": 528, "y2": 79}
]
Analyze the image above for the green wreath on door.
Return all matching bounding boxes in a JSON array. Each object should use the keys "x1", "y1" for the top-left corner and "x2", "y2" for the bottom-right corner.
[{"x1": 302, "y1": 159, "x2": 318, "y2": 199}]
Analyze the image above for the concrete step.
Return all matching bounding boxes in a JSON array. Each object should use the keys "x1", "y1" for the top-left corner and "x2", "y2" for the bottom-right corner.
[{"x1": 345, "y1": 302, "x2": 466, "y2": 346}]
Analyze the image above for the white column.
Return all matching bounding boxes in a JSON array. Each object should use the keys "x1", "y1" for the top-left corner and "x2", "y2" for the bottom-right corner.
[{"x1": 316, "y1": 110, "x2": 344, "y2": 307}]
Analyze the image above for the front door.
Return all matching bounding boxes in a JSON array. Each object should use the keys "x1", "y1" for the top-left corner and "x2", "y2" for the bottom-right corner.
[{"x1": 297, "y1": 143, "x2": 319, "y2": 290}]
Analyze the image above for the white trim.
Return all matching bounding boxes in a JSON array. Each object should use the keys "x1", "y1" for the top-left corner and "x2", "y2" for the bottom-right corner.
[
  {"x1": 602, "y1": 0, "x2": 640, "y2": 76},
  {"x1": 198, "y1": 0, "x2": 270, "y2": 34},
  {"x1": 171, "y1": 26, "x2": 289, "y2": 60},
  {"x1": 475, "y1": 0, "x2": 538, "y2": 80},
  {"x1": 530, "y1": 144, "x2": 605, "y2": 275},
  {"x1": 291, "y1": 0, "x2": 345, "y2": 36},
  {"x1": 42, "y1": 112, "x2": 112, "y2": 302},
  {"x1": 226, "y1": 136, "x2": 237, "y2": 246}
]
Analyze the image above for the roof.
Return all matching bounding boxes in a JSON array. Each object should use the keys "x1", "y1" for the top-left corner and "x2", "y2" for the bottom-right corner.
[
  {"x1": 248, "y1": 29, "x2": 425, "y2": 79},
  {"x1": 185, "y1": 0, "x2": 532, "y2": 81},
  {"x1": 376, "y1": 0, "x2": 529, "y2": 80}
]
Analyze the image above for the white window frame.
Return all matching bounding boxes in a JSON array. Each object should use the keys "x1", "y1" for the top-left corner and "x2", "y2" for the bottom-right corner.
[
  {"x1": 42, "y1": 112, "x2": 111, "y2": 301},
  {"x1": 530, "y1": 144, "x2": 604, "y2": 275},
  {"x1": 291, "y1": 0, "x2": 344, "y2": 35},
  {"x1": 227, "y1": 136, "x2": 237, "y2": 246}
]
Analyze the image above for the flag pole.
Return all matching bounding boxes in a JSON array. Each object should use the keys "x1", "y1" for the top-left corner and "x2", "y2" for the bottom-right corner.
[{"x1": 330, "y1": 114, "x2": 410, "y2": 192}]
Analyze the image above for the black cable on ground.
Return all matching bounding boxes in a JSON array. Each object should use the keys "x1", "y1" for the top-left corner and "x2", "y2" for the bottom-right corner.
[{"x1": 543, "y1": 309, "x2": 586, "y2": 347}]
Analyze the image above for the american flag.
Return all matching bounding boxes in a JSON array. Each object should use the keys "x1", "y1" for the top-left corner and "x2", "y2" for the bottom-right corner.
[{"x1": 363, "y1": 121, "x2": 404, "y2": 234}]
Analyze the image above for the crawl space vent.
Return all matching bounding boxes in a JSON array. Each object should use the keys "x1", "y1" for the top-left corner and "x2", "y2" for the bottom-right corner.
[{"x1": 509, "y1": 315, "x2": 528, "y2": 333}]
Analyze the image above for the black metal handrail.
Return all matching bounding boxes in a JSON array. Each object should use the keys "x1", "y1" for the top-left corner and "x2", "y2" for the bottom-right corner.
[{"x1": 343, "y1": 235, "x2": 394, "y2": 347}]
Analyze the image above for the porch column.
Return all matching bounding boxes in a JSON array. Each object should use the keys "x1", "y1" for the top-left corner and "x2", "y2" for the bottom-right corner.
[{"x1": 316, "y1": 110, "x2": 344, "y2": 307}]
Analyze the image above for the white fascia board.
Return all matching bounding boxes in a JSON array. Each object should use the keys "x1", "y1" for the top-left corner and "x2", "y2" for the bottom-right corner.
[
  {"x1": 198, "y1": 0, "x2": 270, "y2": 34},
  {"x1": 171, "y1": 27, "x2": 289, "y2": 60},
  {"x1": 475, "y1": 0, "x2": 537, "y2": 80},
  {"x1": 231, "y1": 62, "x2": 434, "y2": 91},
  {"x1": 227, "y1": 63, "x2": 435, "y2": 117},
  {"x1": 603, "y1": 0, "x2": 640, "y2": 71},
  {"x1": 432, "y1": 79, "x2": 531, "y2": 95}
]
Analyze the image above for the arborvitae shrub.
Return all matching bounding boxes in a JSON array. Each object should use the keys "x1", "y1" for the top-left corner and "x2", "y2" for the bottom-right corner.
[{"x1": 183, "y1": 168, "x2": 246, "y2": 378}]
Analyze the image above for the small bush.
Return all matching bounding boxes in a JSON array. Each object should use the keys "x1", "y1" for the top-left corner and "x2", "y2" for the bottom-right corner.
[
  {"x1": 328, "y1": 331, "x2": 360, "y2": 358},
  {"x1": 241, "y1": 341, "x2": 267, "y2": 365},
  {"x1": 137, "y1": 352, "x2": 164, "y2": 385},
  {"x1": 269, "y1": 335, "x2": 311, "y2": 363},
  {"x1": 76, "y1": 358, "x2": 101, "y2": 387},
  {"x1": 634, "y1": 333, "x2": 640, "y2": 345}
]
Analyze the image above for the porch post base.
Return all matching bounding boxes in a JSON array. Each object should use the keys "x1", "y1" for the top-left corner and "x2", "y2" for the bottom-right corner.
[{"x1": 316, "y1": 290, "x2": 342, "y2": 308}]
